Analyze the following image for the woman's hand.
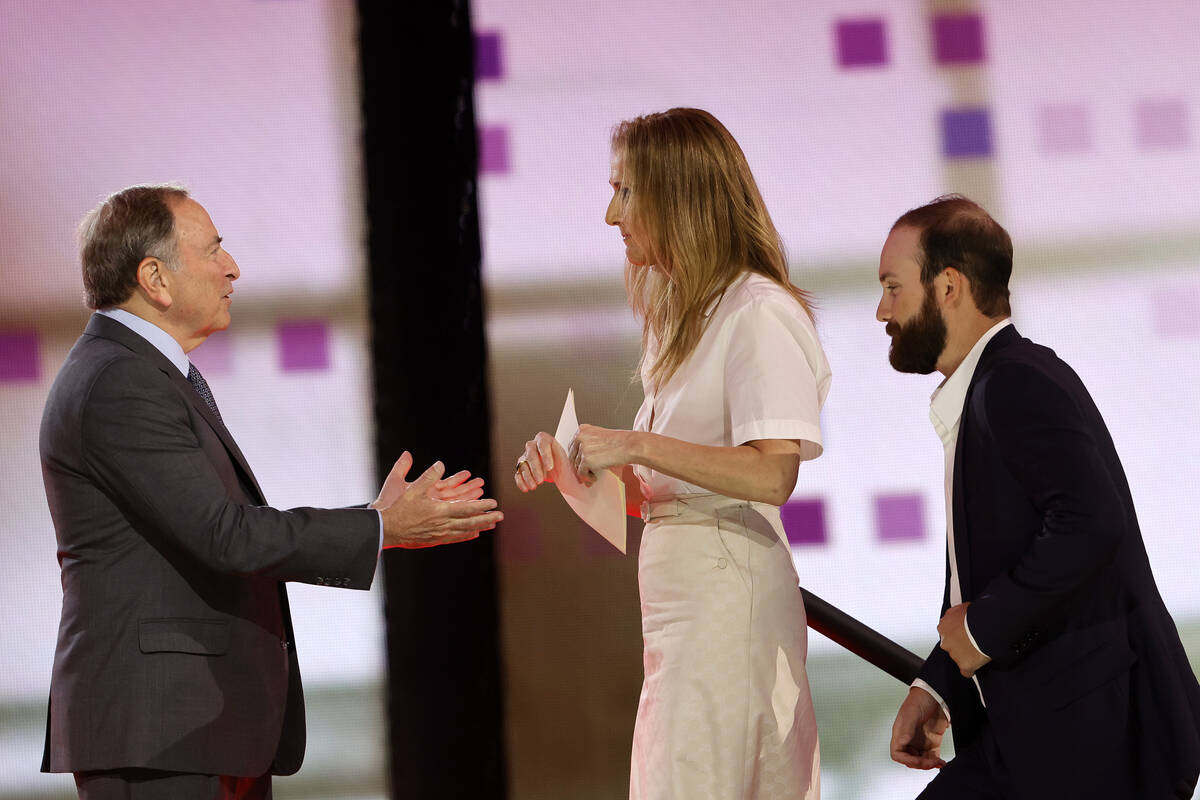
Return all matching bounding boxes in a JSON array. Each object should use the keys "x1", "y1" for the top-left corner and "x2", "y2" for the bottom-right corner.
[
  {"x1": 514, "y1": 432, "x2": 567, "y2": 492},
  {"x1": 569, "y1": 424, "x2": 639, "y2": 486}
]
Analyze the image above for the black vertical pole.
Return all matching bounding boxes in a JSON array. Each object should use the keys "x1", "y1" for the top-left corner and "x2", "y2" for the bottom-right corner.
[{"x1": 357, "y1": 2, "x2": 506, "y2": 798}]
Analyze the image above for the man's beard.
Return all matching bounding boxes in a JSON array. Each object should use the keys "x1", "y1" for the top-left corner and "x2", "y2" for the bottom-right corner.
[{"x1": 886, "y1": 286, "x2": 947, "y2": 374}]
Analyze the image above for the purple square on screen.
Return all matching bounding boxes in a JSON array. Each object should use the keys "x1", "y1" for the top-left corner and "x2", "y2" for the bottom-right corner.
[
  {"x1": 781, "y1": 499, "x2": 827, "y2": 546},
  {"x1": 475, "y1": 31, "x2": 504, "y2": 80},
  {"x1": 942, "y1": 108, "x2": 993, "y2": 158},
  {"x1": 1152, "y1": 287, "x2": 1200, "y2": 337},
  {"x1": 1136, "y1": 99, "x2": 1190, "y2": 150},
  {"x1": 835, "y1": 18, "x2": 888, "y2": 67},
  {"x1": 933, "y1": 13, "x2": 985, "y2": 64},
  {"x1": 278, "y1": 320, "x2": 330, "y2": 372},
  {"x1": 0, "y1": 330, "x2": 39, "y2": 382},
  {"x1": 189, "y1": 329, "x2": 233, "y2": 376},
  {"x1": 875, "y1": 493, "x2": 926, "y2": 542},
  {"x1": 478, "y1": 125, "x2": 510, "y2": 174},
  {"x1": 1038, "y1": 103, "x2": 1091, "y2": 154},
  {"x1": 497, "y1": 506, "x2": 542, "y2": 564}
]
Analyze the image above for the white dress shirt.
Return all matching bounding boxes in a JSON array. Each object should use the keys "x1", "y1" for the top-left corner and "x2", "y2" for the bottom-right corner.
[
  {"x1": 632, "y1": 271, "x2": 832, "y2": 503},
  {"x1": 913, "y1": 318, "x2": 1012, "y2": 718}
]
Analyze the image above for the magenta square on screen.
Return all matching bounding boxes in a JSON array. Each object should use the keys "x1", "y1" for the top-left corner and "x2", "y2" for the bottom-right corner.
[
  {"x1": 1038, "y1": 103, "x2": 1091, "y2": 154},
  {"x1": 189, "y1": 330, "x2": 234, "y2": 376},
  {"x1": 933, "y1": 13, "x2": 985, "y2": 65},
  {"x1": 875, "y1": 493, "x2": 926, "y2": 542},
  {"x1": 1152, "y1": 287, "x2": 1200, "y2": 337},
  {"x1": 835, "y1": 18, "x2": 888, "y2": 68},
  {"x1": 941, "y1": 108, "x2": 993, "y2": 158},
  {"x1": 1136, "y1": 99, "x2": 1190, "y2": 150},
  {"x1": 277, "y1": 320, "x2": 330, "y2": 372},
  {"x1": 475, "y1": 31, "x2": 504, "y2": 80},
  {"x1": 0, "y1": 330, "x2": 40, "y2": 382},
  {"x1": 478, "y1": 125, "x2": 510, "y2": 174},
  {"x1": 781, "y1": 499, "x2": 827, "y2": 546},
  {"x1": 497, "y1": 506, "x2": 543, "y2": 564}
]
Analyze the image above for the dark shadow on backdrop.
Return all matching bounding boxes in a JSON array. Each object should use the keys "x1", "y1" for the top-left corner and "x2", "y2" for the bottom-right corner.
[{"x1": 358, "y1": 1, "x2": 506, "y2": 797}]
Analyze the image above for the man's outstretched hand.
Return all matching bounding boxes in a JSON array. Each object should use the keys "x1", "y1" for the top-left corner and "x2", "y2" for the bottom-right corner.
[
  {"x1": 374, "y1": 451, "x2": 486, "y2": 507},
  {"x1": 371, "y1": 453, "x2": 502, "y2": 548}
]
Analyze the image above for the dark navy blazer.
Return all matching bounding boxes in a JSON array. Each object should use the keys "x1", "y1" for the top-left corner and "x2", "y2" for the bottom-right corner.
[{"x1": 917, "y1": 325, "x2": 1200, "y2": 799}]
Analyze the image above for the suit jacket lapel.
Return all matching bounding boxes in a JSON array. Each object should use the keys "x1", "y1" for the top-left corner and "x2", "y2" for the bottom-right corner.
[
  {"x1": 951, "y1": 421, "x2": 971, "y2": 601},
  {"x1": 172, "y1": 370, "x2": 268, "y2": 504},
  {"x1": 85, "y1": 314, "x2": 268, "y2": 504},
  {"x1": 953, "y1": 324, "x2": 1021, "y2": 602}
]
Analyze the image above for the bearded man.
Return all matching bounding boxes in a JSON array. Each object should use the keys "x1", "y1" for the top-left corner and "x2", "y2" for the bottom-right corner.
[{"x1": 876, "y1": 194, "x2": 1200, "y2": 799}]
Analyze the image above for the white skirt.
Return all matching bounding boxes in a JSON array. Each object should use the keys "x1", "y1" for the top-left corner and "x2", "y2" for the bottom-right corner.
[{"x1": 630, "y1": 494, "x2": 820, "y2": 800}]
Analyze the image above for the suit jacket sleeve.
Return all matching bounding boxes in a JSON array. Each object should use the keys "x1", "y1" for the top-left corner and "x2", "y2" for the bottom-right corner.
[
  {"x1": 917, "y1": 559, "x2": 979, "y2": 725},
  {"x1": 78, "y1": 353, "x2": 379, "y2": 587},
  {"x1": 965, "y1": 360, "x2": 1126, "y2": 666}
]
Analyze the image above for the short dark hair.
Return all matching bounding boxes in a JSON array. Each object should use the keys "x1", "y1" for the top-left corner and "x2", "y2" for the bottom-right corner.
[
  {"x1": 79, "y1": 184, "x2": 189, "y2": 309},
  {"x1": 892, "y1": 194, "x2": 1012, "y2": 317}
]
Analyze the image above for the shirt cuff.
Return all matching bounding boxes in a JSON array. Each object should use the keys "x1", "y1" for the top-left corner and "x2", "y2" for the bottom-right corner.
[
  {"x1": 911, "y1": 679, "x2": 951, "y2": 725},
  {"x1": 964, "y1": 610, "x2": 988, "y2": 660},
  {"x1": 376, "y1": 509, "x2": 384, "y2": 555}
]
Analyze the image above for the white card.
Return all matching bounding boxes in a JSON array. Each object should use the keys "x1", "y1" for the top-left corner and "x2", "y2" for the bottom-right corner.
[{"x1": 551, "y1": 389, "x2": 627, "y2": 554}]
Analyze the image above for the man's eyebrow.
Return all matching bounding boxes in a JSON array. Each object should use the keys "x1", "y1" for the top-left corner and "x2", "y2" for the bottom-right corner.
[{"x1": 879, "y1": 270, "x2": 898, "y2": 282}]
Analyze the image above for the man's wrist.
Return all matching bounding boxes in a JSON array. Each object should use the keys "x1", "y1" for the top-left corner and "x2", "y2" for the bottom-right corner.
[
  {"x1": 963, "y1": 609, "x2": 989, "y2": 661},
  {"x1": 911, "y1": 680, "x2": 951, "y2": 724}
]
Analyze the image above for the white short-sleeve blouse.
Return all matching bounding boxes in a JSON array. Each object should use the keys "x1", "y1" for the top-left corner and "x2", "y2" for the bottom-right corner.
[{"x1": 632, "y1": 271, "x2": 832, "y2": 501}]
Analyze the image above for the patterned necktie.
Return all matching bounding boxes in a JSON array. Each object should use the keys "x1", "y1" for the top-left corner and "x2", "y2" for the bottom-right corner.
[{"x1": 187, "y1": 362, "x2": 224, "y2": 423}]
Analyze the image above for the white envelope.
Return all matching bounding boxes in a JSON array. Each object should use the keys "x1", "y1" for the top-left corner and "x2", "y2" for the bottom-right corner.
[{"x1": 552, "y1": 389, "x2": 627, "y2": 554}]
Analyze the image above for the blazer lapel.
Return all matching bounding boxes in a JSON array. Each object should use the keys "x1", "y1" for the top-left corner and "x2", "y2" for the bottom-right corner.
[
  {"x1": 171, "y1": 369, "x2": 268, "y2": 504},
  {"x1": 950, "y1": 420, "x2": 971, "y2": 601},
  {"x1": 953, "y1": 324, "x2": 1022, "y2": 602},
  {"x1": 85, "y1": 314, "x2": 268, "y2": 504}
]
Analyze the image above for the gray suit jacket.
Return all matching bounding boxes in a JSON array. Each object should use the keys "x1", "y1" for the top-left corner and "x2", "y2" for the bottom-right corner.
[{"x1": 39, "y1": 313, "x2": 380, "y2": 777}]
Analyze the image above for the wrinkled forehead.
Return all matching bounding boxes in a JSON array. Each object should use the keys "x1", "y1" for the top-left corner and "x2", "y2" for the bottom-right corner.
[{"x1": 170, "y1": 197, "x2": 219, "y2": 244}]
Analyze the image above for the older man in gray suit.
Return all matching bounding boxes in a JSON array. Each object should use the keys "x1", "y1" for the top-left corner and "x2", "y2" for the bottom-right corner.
[{"x1": 39, "y1": 184, "x2": 504, "y2": 799}]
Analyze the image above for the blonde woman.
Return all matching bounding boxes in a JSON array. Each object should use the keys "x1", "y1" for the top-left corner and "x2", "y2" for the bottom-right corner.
[{"x1": 515, "y1": 108, "x2": 830, "y2": 799}]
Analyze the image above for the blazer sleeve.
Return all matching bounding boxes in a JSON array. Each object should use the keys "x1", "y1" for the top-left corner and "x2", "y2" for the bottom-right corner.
[
  {"x1": 79, "y1": 355, "x2": 380, "y2": 588},
  {"x1": 965, "y1": 361, "x2": 1126, "y2": 665},
  {"x1": 918, "y1": 558, "x2": 967, "y2": 717}
]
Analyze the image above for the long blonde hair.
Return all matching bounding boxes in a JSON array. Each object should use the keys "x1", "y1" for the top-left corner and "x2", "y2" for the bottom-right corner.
[{"x1": 612, "y1": 107, "x2": 812, "y2": 391}]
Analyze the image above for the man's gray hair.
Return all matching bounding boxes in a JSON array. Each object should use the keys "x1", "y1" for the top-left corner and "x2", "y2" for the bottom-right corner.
[{"x1": 79, "y1": 184, "x2": 189, "y2": 310}]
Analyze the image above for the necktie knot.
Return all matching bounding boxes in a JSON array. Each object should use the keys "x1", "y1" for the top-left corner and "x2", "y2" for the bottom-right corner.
[{"x1": 187, "y1": 362, "x2": 224, "y2": 423}]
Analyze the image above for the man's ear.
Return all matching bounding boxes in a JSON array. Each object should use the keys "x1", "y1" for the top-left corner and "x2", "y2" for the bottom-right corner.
[
  {"x1": 940, "y1": 267, "x2": 967, "y2": 308},
  {"x1": 135, "y1": 256, "x2": 173, "y2": 310}
]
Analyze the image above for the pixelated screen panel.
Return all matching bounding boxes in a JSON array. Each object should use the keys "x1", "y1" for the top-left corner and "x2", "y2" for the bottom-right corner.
[
  {"x1": 477, "y1": 0, "x2": 1200, "y2": 652},
  {"x1": 0, "y1": 2, "x2": 385, "y2": 797},
  {"x1": 476, "y1": 2, "x2": 1200, "y2": 798}
]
